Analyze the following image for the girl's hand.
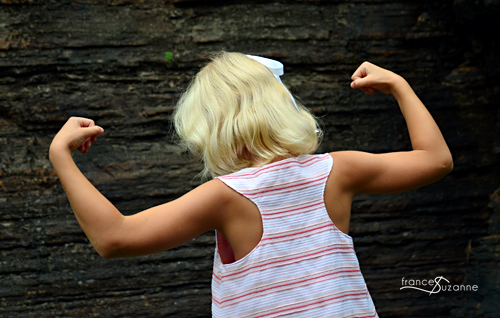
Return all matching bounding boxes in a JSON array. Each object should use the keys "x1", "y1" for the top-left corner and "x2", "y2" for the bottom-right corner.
[
  {"x1": 50, "y1": 117, "x2": 104, "y2": 155},
  {"x1": 350, "y1": 61, "x2": 402, "y2": 95}
]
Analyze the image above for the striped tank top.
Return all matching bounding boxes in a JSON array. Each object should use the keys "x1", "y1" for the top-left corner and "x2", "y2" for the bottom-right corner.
[{"x1": 212, "y1": 153, "x2": 378, "y2": 318}]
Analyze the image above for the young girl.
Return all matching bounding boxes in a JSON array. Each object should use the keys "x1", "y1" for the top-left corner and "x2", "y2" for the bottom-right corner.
[{"x1": 49, "y1": 52, "x2": 453, "y2": 317}]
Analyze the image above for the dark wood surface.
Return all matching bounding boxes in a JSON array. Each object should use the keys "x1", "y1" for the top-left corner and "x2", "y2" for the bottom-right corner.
[{"x1": 1, "y1": 1, "x2": 499, "y2": 317}]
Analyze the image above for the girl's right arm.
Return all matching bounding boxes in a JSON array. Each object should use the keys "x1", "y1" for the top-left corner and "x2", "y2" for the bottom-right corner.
[
  {"x1": 329, "y1": 62, "x2": 453, "y2": 196},
  {"x1": 49, "y1": 117, "x2": 232, "y2": 258}
]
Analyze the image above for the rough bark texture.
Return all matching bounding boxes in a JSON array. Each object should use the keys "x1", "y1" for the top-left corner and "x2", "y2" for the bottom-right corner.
[{"x1": 1, "y1": 0, "x2": 499, "y2": 317}]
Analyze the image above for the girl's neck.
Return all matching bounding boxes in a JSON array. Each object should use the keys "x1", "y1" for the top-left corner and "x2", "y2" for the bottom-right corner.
[{"x1": 250, "y1": 155, "x2": 292, "y2": 167}]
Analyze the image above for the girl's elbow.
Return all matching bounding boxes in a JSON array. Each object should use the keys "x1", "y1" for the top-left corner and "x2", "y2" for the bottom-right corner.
[
  {"x1": 424, "y1": 153, "x2": 453, "y2": 184},
  {"x1": 442, "y1": 153, "x2": 454, "y2": 174},
  {"x1": 97, "y1": 247, "x2": 114, "y2": 259},
  {"x1": 436, "y1": 153, "x2": 453, "y2": 178},
  {"x1": 94, "y1": 238, "x2": 121, "y2": 259},
  {"x1": 446, "y1": 159, "x2": 454, "y2": 174}
]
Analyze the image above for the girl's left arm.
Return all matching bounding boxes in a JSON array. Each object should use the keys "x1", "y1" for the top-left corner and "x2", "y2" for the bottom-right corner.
[{"x1": 49, "y1": 117, "x2": 226, "y2": 258}]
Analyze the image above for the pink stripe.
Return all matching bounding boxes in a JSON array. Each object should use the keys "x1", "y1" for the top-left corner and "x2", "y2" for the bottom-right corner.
[
  {"x1": 253, "y1": 292, "x2": 373, "y2": 318},
  {"x1": 260, "y1": 226, "x2": 333, "y2": 246},
  {"x1": 263, "y1": 223, "x2": 332, "y2": 241},
  {"x1": 261, "y1": 200, "x2": 324, "y2": 216},
  {"x1": 241, "y1": 174, "x2": 328, "y2": 196},
  {"x1": 263, "y1": 205, "x2": 323, "y2": 220},
  {"x1": 214, "y1": 269, "x2": 361, "y2": 305},
  {"x1": 213, "y1": 272, "x2": 221, "y2": 281},
  {"x1": 220, "y1": 155, "x2": 327, "y2": 179},
  {"x1": 222, "y1": 245, "x2": 353, "y2": 279}
]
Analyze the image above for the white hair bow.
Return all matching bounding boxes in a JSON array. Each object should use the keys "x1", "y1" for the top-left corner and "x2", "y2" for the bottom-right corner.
[{"x1": 246, "y1": 55, "x2": 299, "y2": 112}]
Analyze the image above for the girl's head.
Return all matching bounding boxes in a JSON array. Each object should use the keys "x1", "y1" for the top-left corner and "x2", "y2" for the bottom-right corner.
[{"x1": 173, "y1": 52, "x2": 322, "y2": 178}]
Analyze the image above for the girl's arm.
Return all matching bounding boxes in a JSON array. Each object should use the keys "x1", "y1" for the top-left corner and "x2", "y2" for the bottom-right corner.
[
  {"x1": 49, "y1": 117, "x2": 226, "y2": 258},
  {"x1": 329, "y1": 62, "x2": 453, "y2": 195}
]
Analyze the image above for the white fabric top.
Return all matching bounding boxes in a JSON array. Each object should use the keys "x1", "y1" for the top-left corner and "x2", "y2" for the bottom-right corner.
[{"x1": 212, "y1": 153, "x2": 378, "y2": 317}]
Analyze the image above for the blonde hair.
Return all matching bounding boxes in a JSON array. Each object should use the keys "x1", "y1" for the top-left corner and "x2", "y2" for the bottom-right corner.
[{"x1": 173, "y1": 52, "x2": 322, "y2": 178}]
